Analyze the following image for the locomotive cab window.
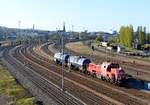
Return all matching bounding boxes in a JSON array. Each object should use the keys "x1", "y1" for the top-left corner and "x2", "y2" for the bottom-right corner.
[{"x1": 107, "y1": 66, "x2": 111, "y2": 72}]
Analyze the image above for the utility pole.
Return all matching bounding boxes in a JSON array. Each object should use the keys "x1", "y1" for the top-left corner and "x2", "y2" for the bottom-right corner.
[
  {"x1": 68, "y1": 25, "x2": 74, "y2": 72},
  {"x1": 18, "y1": 21, "x2": 21, "y2": 38},
  {"x1": 61, "y1": 34, "x2": 64, "y2": 91},
  {"x1": 105, "y1": 46, "x2": 108, "y2": 61},
  {"x1": 61, "y1": 31, "x2": 64, "y2": 92},
  {"x1": 18, "y1": 21, "x2": 25, "y2": 65},
  {"x1": 61, "y1": 22, "x2": 66, "y2": 92}
]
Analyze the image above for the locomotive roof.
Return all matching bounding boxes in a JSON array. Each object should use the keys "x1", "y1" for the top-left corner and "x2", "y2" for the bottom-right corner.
[{"x1": 101, "y1": 62, "x2": 119, "y2": 67}]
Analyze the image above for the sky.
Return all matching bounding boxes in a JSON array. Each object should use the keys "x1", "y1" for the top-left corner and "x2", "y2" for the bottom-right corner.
[{"x1": 0, "y1": 0, "x2": 150, "y2": 32}]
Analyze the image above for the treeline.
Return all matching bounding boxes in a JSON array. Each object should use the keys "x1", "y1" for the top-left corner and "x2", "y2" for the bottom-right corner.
[{"x1": 119, "y1": 25, "x2": 150, "y2": 49}]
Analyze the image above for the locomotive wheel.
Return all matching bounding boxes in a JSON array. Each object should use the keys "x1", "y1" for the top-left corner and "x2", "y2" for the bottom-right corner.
[
  {"x1": 87, "y1": 71, "x2": 90, "y2": 75},
  {"x1": 56, "y1": 60, "x2": 59, "y2": 64},
  {"x1": 92, "y1": 73, "x2": 96, "y2": 77},
  {"x1": 70, "y1": 64, "x2": 74, "y2": 70},
  {"x1": 101, "y1": 76, "x2": 105, "y2": 81},
  {"x1": 107, "y1": 77, "x2": 111, "y2": 82},
  {"x1": 82, "y1": 68, "x2": 87, "y2": 74},
  {"x1": 110, "y1": 75, "x2": 115, "y2": 83}
]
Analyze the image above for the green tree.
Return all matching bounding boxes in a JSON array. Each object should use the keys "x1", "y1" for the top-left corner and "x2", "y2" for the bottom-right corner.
[
  {"x1": 119, "y1": 26, "x2": 126, "y2": 46},
  {"x1": 119, "y1": 25, "x2": 134, "y2": 48},
  {"x1": 95, "y1": 35, "x2": 103, "y2": 44},
  {"x1": 127, "y1": 25, "x2": 134, "y2": 48},
  {"x1": 16, "y1": 36, "x2": 24, "y2": 44},
  {"x1": 137, "y1": 26, "x2": 146, "y2": 48},
  {"x1": 108, "y1": 37, "x2": 118, "y2": 44},
  {"x1": 79, "y1": 30, "x2": 89, "y2": 39},
  {"x1": 44, "y1": 34, "x2": 49, "y2": 41},
  {"x1": 119, "y1": 27, "x2": 123, "y2": 44},
  {"x1": 145, "y1": 33, "x2": 150, "y2": 44}
]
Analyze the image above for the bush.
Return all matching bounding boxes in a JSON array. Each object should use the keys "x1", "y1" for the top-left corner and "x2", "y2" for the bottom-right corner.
[
  {"x1": 5, "y1": 87, "x2": 25, "y2": 98},
  {"x1": 95, "y1": 35, "x2": 103, "y2": 44},
  {"x1": 0, "y1": 60, "x2": 36, "y2": 104}
]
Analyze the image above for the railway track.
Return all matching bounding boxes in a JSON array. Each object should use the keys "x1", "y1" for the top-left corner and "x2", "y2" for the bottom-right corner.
[
  {"x1": 83, "y1": 41, "x2": 150, "y2": 74},
  {"x1": 45, "y1": 42, "x2": 150, "y2": 80},
  {"x1": 62, "y1": 42, "x2": 150, "y2": 82},
  {"x1": 40, "y1": 44, "x2": 150, "y2": 89},
  {"x1": 52, "y1": 41, "x2": 150, "y2": 73},
  {"x1": 48, "y1": 41, "x2": 150, "y2": 90},
  {"x1": 45, "y1": 43, "x2": 150, "y2": 96},
  {"x1": 3, "y1": 46, "x2": 85, "y2": 105},
  {"x1": 84, "y1": 41, "x2": 150, "y2": 66},
  {"x1": 15, "y1": 45, "x2": 115, "y2": 105},
  {"x1": 30, "y1": 43, "x2": 150, "y2": 105}
]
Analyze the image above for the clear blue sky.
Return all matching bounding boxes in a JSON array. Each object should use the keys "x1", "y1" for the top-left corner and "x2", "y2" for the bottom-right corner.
[{"x1": 0, "y1": 0, "x2": 150, "y2": 32}]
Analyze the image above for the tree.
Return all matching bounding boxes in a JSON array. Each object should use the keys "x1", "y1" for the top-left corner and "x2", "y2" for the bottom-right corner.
[
  {"x1": 119, "y1": 26, "x2": 124, "y2": 45},
  {"x1": 145, "y1": 33, "x2": 150, "y2": 44},
  {"x1": 95, "y1": 35, "x2": 103, "y2": 44},
  {"x1": 127, "y1": 25, "x2": 134, "y2": 48},
  {"x1": 16, "y1": 36, "x2": 24, "y2": 44},
  {"x1": 137, "y1": 26, "x2": 146, "y2": 48},
  {"x1": 79, "y1": 30, "x2": 89, "y2": 39},
  {"x1": 108, "y1": 37, "x2": 118, "y2": 44},
  {"x1": 44, "y1": 34, "x2": 49, "y2": 41},
  {"x1": 119, "y1": 25, "x2": 134, "y2": 48},
  {"x1": 148, "y1": 33, "x2": 150, "y2": 43}
]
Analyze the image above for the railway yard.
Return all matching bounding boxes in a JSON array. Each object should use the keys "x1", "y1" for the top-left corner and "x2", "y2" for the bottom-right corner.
[
  {"x1": 65, "y1": 42, "x2": 150, "y2": 82},
  {"x1": 1, "y1": 41, "x2": 150, "y2": 105}
]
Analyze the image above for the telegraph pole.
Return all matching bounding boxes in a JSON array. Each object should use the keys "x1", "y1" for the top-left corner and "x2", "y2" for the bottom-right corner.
[
  {"x1": 68, "y1": 25, "x2": 74, "y2": 72},
  {"x1": 61, "y1": 32, "x2": 64, "y2": 91},
  {"x1": 61, "y1": 22, "x2": 65, "y2": 91},
  {"x1": 18, "y1": 21, "x2": 21, "y2": 40}
]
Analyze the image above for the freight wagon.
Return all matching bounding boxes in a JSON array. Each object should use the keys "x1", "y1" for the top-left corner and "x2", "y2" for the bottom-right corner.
[
  {"x1": 68, "y1": 56, "x2": 91, "y2": 72},
  {"x1": 54, "y1": 53, "x2": 69, "y2": 65}
]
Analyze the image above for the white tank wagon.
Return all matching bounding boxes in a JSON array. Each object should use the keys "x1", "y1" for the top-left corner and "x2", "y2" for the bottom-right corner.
[
  {"x1": 54, "y1": 52, "x2": 69, "y2": 65},
  {"x1": 68, "y1": 56, "x2": 91, "y2": 72}
]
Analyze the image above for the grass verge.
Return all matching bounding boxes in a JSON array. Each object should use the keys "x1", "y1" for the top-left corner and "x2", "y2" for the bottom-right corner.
[{"x1": 0, "y1": 59, "x2": 36, "y2": 105}]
